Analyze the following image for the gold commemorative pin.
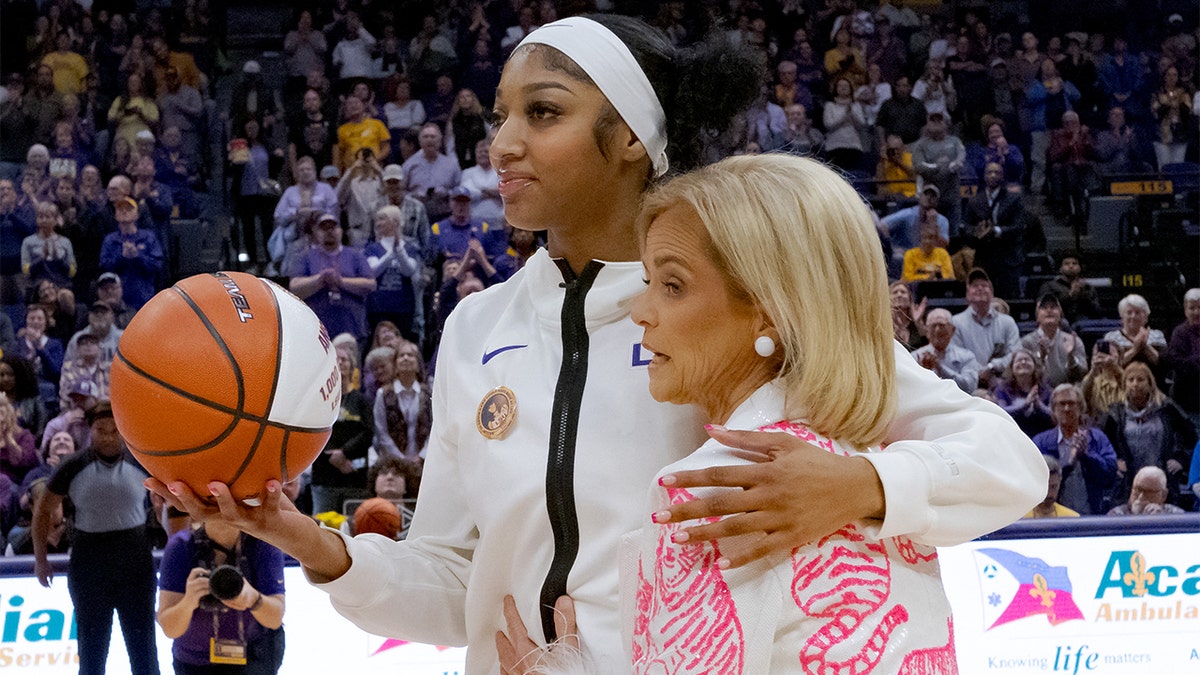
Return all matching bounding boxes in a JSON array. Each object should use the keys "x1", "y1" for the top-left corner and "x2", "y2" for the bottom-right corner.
[{"x1": 476, "y1": 386, "x2": 517, "y2": 439}]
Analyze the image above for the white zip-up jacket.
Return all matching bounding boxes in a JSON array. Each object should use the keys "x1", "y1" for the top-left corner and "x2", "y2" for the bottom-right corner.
[{"x1": 317, "y1": 249, "x2": 1045, "y2": 674}]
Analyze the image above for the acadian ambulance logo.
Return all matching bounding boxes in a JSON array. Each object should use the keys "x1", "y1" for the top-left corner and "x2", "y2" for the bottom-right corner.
[
  {"x1": 0, "y1": 594, "x2": 79, "y2": 668},
  {"x1": 1093, "y1": 550, "x2": 1200, "y2": 622}
]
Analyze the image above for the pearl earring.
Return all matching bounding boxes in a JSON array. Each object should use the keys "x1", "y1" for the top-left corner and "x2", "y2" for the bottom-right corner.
[{"x1": 754, "y1": 335, "x2": 776, "y2": 358}]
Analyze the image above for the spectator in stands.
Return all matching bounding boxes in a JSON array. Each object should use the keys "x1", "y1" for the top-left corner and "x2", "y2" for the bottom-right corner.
[
  {"x1": 1150, "y1": 64, "x2": 1192, "y2": 169},
  {"x1": 403, "y1": 122, "x2": 461, "y2": 223},
  {"x1": 1096, "y1": 36, "x2": 1144, "y2": 124},
  {"x1": 431, "y1": 186, "x2": 506, "y2": 262},
  {"x1": 460, "y1": 138, "x2": 504, "y2": 225},
  {"x1": 424, "y1": 75, "x2": 458, "y2": 129},
  {"x1": 1026, "y1": 455, "x2": 1080, "y2": 518},
  {"x1": 77, "y1": 164, "x2": 106, "y2": 210},
  {"x1": 854, "y1": 63, "x2": 891, "y2": 135},
  {"x1": 968, "y1": 118, "x2": 1025, "y2": 185},
  {"x1": 1, "y1": 178, "x2": 36, "y2": 305},
  {"x1": 1047, "y1": 110, "x2": 1096, "y2": 216},
  {"x1": 24, "y1": 64, "x2": 63, "y2": 147},
  {"x1": 822, "y1": 76, "x2": 866, "y2": 171},
  {"x1": 43, "y1": 377, "x2": 94, "y2": 452},
  {"x1": 331, "y1": 10, "x2": 377, "y2": 84},
  {"x1": 229, "y1": 117, "x2": 280, "y2": 269},
  {"x1": 229, "y1": 61, "x2": 278, "y2": 140},
  {"x1": 824, "y1": 24, "x2": 866, "y2": 87},
  {"x1": 284, "y1": 10, "x2": 327, "y2": 100},
  {"x1": 1032, "y1": 383, "x2": 1118, "y2": 515},
  {"x1": 289, "y1": 213, "x2": 377, "y2": 344},
  {"x1": 912, "y1": 308, "x2": 981, "y2": 392},
  {"x1": 1008, "y1": 32, "x2": 1044, "y2": 95},
  {"x1": 148, "y1": 37, "x2": 201, "y2": 98},
  {"x1": 1026, "y1": 59, "x2": 1081, "y2": 196},
  {"x1": 881, "y1": 183, "x2": 948, "y2": 270},
  {"x1": 964, "y1": 161, "x2": 1025, "y2": 299},
  {"x1": 1103, "y1": 361, "x2": 1197, "y2": 507},
  {"x1": 410, "y1": 15, "x2": 460, "y2": 92},
  {"x1": 107, "y1": 72, "x2": 158, "y2": 152},
  {"x1": 43, "y1": 30, "x2": 90, "y2": 96},
  {"x1": 948, "y1": 35, "x2": 990, "y2": 136},
  {"x1": 952, "y1": 268, "x2": 1021, "y2": 387},
  {"x1": 310, "y1": 339, "x2": 373, "y2": 515},
  {"x1": 780, "y1": 103, "x2": 824, "y2": 157},
  {"x1": 21, "y1": 201, "x2": 76, "y2": 290},
  {"x1": 1083, "y1": 339, "x2": 1124, "y2": 421},
  {"x1": 1021, "y1": 294, "x2": 1088, "y2": 386},
  {"x1": 744, "y1": 85, "x2": 788, "y2": 153},
  {"x1": 50, "y1": 121, "x2": 87, "y2": 183},
  {"x1": 372, "y1": 339, "x2": 431, "y2": 481},
  {"x1": 1105, "y1": 294, "x2": 1167, "y2": 369},
  {"x1": 368, "y1": 454, "x2": 418, "y2": 501},
  {"x1": 995, "y1": 347, "x2": 1055, "y2": 437},
  {"x1": 912, "y1": 59, "x2": 956, "y2": 118},
  {"x1": 0, "y1": 355, "x2": 47, "y2": 441},
  {"x1": 337, "y1": 150, "x2": 385, "y2": 247},
  {"x1": 1059, "y1": 33, "x2": 1097, "y2": 119},
  {"x1": 448, "y1": 89, "x2": 489, "y2": 170},
  {"x1": 14, "y1": 303, "x2": 62, "y2": 405},
  {"x1": 1037, "y1": 254, "x2": 1100, "y2": 324},
  {"x1": 156, "y1": 67, "x2": 203, "y2": 164},
  {"x1": 380, "y1": 164, "x2": 434, "y2": 261},
  {"x1": 93, "y1": 272, "x2": 134, "y2": 329},
  {"x1": 383, "y1": 77, "x2": 426, "y2": 142},
  {"x1": 130, "y1": 153, "x2": 173, "y2": 254},
  {"x1": 1165, "y1": 288, "x2": 1200, "y2": 431},
  {"x1": 890, "y1": 281, "x2": 926, "y2": 352},
  {"x1": 0, "y1": 394, "x2": 38, "y2": 489},
  {"x1": 335, "y1": 94, "x2": 390, "y2": 172},
  {"x1": 500, "y1": 5, "x2": 540, "y2": 53},
  {"x1": 866, "y1": 16, "x2": 906, "y2": 84},
  {"x1": 287, "y1": 90, "x2": 335, "y2": 172},
  {"x1": 275, "y1": 157, "x2": 338, "y2": 233},
  {"x1": 99, "y1": 197, "x2": 163, "y2": 310},
  {"x1": 773, "y1": 60, "x2": 804, "y2": 109},
  {"x1": 1093, "y1": 106, "x2": 1148, "y2": 175},
  {"x1": 910, "y1": 110, "x2": 964, "y2": 233},
  {"x1": 1107, "y1": 466, "x2": 1185, "y2": 515},
  {"x1": 901, "y1": 221, "x2": 953, "y2": 282},
  {"x1": 21, "y1": 144, "x2": 53, "y2": 204},
  {"x1": 365, "y1": 205, "x2": 421, "y2": 343}
]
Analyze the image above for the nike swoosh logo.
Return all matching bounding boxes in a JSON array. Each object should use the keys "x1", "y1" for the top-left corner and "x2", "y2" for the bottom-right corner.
[{"x1": 482, "y1": 344, "x2": 528, "y2": 365}]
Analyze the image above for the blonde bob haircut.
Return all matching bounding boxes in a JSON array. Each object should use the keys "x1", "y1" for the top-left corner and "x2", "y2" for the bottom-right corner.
[{"x1": 636, "y1": 154, "x2": 896, "y2": 449}]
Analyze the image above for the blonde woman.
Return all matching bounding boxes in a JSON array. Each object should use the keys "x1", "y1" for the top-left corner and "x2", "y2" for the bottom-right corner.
[{"x1": 501, "y1": 154, "x2": 964, "y2": 673}]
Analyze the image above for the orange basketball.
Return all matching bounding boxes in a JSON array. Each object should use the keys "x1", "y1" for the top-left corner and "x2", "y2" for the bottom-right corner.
[
  {"x1": 110, "y1": 271, "x2": 341, "y2": 503},
  {"x1": 353, "y1": 498, "x2": 402, "y2": 538}
]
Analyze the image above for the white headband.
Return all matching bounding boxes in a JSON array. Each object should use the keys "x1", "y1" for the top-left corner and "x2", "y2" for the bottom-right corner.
[{"x1": 517, "y1": 17, "x2": 669, "y2": 177}]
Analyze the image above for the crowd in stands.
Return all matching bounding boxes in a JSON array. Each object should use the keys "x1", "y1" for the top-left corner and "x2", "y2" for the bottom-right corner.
[{"x1": 0, "y1": 0, "x2": 1198, "y2": 564}]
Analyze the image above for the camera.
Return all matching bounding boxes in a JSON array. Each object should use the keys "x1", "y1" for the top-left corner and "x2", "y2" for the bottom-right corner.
[{"x1": 198, "y1": 565, "x2": 245, "y2": 611}]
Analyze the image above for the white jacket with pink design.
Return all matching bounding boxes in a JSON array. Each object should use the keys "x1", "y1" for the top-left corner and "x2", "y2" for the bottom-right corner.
[{"x1": 621, "y1": 380, "x2": 958, "y2": 674}]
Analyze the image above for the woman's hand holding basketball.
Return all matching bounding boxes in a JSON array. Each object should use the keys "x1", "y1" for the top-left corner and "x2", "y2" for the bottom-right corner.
[{"x1": 146, "y1": 477, "x2": 353, "y2": 582}]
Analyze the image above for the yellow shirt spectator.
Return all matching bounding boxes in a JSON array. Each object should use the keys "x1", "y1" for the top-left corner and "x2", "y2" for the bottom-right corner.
[
  {"x1": 42, "y1": 51, "x2": 89, "y2": 95},
  {"x1": 901, "y1": 245, "x2": 955, "y2": 282},
  {"x1": 337, "y1": 118, "x2": 391, "y2": 171}
]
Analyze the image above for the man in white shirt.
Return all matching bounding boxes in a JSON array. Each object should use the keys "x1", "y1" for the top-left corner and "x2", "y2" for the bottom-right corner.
[
  {"x1": 951, "y1": 268, "x2": 1020, "y2": 387},
  {"x1": 331, "y1": 11, "x2": 376, "y2": 82},
  {"x1": 913, "y1": 308, "x2": 982, "y2": 392},
  {"x1": 1020, "y1": 294, "x2": 1088, "y2": 386},
  {"x1": 459, "y1": 138, "x2": 504, "y2": 224}
]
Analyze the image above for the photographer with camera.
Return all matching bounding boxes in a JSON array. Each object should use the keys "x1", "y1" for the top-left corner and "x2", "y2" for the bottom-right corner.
[{"x1": 157, "y1": 519, "x2": 285, "y2": 674}]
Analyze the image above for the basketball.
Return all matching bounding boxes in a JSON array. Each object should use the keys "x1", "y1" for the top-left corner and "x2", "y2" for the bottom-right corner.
[
  {"x1": 353, "y1": 498, "x2": 402, "y2": 539},
  {"x1": 110, "y1": 271, "x2": 341, "y2": 503}
]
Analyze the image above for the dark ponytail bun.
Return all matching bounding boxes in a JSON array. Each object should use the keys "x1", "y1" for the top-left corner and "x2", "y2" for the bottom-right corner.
[{"x1": 583, "y1": 14, "x2": 763, "y2": 174}]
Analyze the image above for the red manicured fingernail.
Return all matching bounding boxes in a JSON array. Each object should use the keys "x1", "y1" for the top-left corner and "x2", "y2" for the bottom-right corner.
[
  {"x1": 671, "y1": 531, "x2": 690, "y2": 544},
  {"x1": 705, "y1": 424, "x2": 727, "y2": 431},
  {"x1": 208, "y1": 483, "x2": 220, "y2": 496},
  {"x1": 167, "y1": 483, "x2": 181, "y2": 495},
  {"x1": 651, "y1": 510, "x2": 669, "y2": 523},
  {"x1": 659, "y1": 474, "x2": 676, "y2": 486}
]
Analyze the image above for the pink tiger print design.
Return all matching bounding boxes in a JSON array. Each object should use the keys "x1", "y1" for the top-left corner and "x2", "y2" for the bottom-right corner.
[
  {"x1": 632, "y1": 487, "x2": 745, "y2": 675},
  {"x1": 792, "y1": 526, "x2": 908, "y2": 674},
  {"x1": 899, "y1": 618, "x2": 958, "y2": 674}
]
